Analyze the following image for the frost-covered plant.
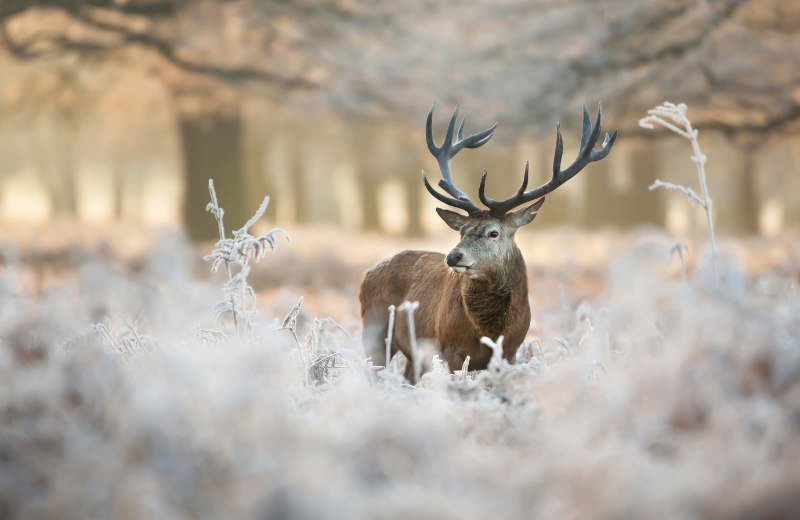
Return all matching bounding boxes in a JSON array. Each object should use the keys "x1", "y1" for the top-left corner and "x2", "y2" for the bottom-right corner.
[
  {"x1": 90, "y1": 322, "x2": 128, "y2": 359},
  {"x1": 397, "y1": 300, "x2": 421, "y2": 382},
  {"x1": 37, "y1": 176, "x2": 794, "y2": 518},
  {"x1": 116, "y1": 313, "x2": 155, "y2": 355},
  {"x1": 516, "y1": 339, "x2": 542, "y2": 364},
  {"x1": 456, "y1": 355, "x2": 472, "y2": 381},
  {"x1": 385, "y1": 304, "x2": 396, "y2": 372},
  {"x1": 90, "y1": 316, "x2": 155, "y2": 364},
  {"x1": 670, "y1": 238, "x2": 691, "y2": 285},
  {"x1": 640, "y1": 102, "x2": 717, "y2": 282},
  {"x1": 279, "y1": 296, "x2": 308, "y2": 385},
  {"x1": 278, "y1": 297, "x2": 354, "y2": 387},
  {"x1": 3, "y1": 221, "x2": 799, "y2": 519},
  {"x1": 204, "y1": 179, "x2": 290, "y2": 342},
  {"x1": 189, "y1": 326, "x2": 229, "y2": 349}
]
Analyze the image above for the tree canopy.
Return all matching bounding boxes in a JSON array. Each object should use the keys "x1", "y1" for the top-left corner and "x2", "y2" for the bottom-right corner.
[{"x1": 0, "y1": 0, "x2": 796, "y2": 138}]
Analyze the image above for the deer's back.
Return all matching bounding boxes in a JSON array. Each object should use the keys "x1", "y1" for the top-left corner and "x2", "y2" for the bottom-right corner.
[{"x1": 360, "y1": 250, "x2": 448, "y2": 319}]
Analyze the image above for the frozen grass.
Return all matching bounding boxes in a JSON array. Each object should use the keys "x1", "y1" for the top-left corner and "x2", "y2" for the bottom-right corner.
[
  {"x1": 640, "y1": 102, "x2": 718, "y2": 283},
  {"x1": 0, "y1": 195, "x2": 799, "y2": 519}
]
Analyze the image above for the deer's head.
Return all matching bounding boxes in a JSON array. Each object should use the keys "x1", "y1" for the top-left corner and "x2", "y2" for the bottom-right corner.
[
  {"x1": 435, "y1": 199, "x2": 544, "y2": 281},
  {"x1": 422, "y1": 102, "x2": 617, "y2": 280}
]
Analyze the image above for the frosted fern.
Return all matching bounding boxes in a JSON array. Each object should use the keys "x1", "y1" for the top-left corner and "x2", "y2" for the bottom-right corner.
[{"x1": 204, "y1": 179, "x2": 291, "y2": 343}]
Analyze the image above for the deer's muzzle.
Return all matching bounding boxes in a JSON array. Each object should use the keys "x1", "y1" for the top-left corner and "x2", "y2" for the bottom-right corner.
[{"x1": 446, "y1": 252, "x2": 463, "y2": 267}]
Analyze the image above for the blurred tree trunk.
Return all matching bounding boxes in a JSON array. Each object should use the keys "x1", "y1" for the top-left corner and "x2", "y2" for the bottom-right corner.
[
  {"x1": 354, "y1": 125, "x2": 380, "y2": 232},
  {"x1": 291, "y1": 139, "x2": 307, "y2": 225},
  {"x1": 739, "y1": 149, "x2": 759, "y2": 234},
  {"x1": 583, "y1": 139, "x2": 662, "y2": 229},
  {"x1": 403, "y1": 170, "x2": 422, "y2": 236},
  {"x1": 401, "y1": 132, "x2": 423, "y2": 237},
  {"x1": 625, "y1": 140, "x2": 662, "y2": 227},
  {"x1": 58, "y1": 153, "x2": 77, "y2": 216},
  {"x1": 243, "y1": 124, "x2": 277, "y2": 222},
  {"x1": 113, "y1": 160, "x2": 125, "y2": 220},
  {"x1": 584, "y1": 142, "x2": 664, "y2": 229},
  {"x1": 584, "y1": 158, "x2": 613, "y2": 229},
  {"x1": 51, "y1": 121, "x2": 78, "y2": 216},
  {"x1": 359, "y1": 171, "x2": 380, "y2": 232},
  {"x1": 180, "y1": 106, "x2": 247, "y2": 241},
  {"x1": 531, "y1": 141, "x2": 569, "y2": 227}
]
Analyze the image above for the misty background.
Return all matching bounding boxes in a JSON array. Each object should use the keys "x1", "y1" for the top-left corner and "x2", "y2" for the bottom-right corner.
[{"x1": 0, "y1": 0, "x2": 797, "y2": 241}]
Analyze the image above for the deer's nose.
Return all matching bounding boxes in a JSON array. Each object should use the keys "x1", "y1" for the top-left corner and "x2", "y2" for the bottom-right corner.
[{"x1": 446, "y1": 252, "x2": 463, "y2": 267}]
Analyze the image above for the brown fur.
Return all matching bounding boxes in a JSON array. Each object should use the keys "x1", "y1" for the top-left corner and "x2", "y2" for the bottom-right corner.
[{"x1": 360, "y1": 209, "x2": 535, "y2": 382}]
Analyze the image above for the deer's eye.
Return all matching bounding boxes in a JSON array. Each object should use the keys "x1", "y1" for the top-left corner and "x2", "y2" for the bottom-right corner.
[{"x1": 488, "y1": 230, "x2": 499, "y2": 238}]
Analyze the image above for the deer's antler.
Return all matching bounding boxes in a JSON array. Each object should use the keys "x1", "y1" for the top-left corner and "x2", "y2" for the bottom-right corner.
[
  {"x1": 421, "y1": 101, "x2": 498, "y2": 216},
  {"x1": 478, "y1": 103, "x2": 618, "y2": 217}
]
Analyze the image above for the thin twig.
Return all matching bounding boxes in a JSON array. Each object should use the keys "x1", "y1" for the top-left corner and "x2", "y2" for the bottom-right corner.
[
  {"x1": 280, "y1": 297, "x2": 308, "y2": 386},
  {"x1": 578, "y1": 319, "x2": 594, "y2": 347},
  {"x1": 670, "y1": 238, "x2": 691, "y2": 284},
  {"x1": 554, "y1": 337, "x2": 571, "y2": 356},
  {"x1": 207, "y1": 179, "x2": 239, "y2": 338},
  {"x1": 320, "y1": 318, "x2": 360, "y2": 352},
  {"x1": 289, "y1": 329, "x2": 310, "y2": 386},
  {"x1": 91, "y1": 323, "x2": 125, "y2": 356},
  {"x1": 385, "y1": 305, "x2": 396, "y2": 374},
  {"x1": 117, "y1": 312, "x2": 148, "y2": 355},
  {"x1": 648, "y1": 180, "x2": 705, "y2": 207}
]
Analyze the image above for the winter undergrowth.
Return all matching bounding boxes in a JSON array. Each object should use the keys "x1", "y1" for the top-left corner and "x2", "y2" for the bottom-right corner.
[{"x1": 0, "y1": 172, "x2": 798, "y2": 520}]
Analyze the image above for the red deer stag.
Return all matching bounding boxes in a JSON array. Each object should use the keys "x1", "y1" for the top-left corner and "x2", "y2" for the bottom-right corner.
[{"x1": 360, "y1": 102, "x2": 617, "y2": 382}]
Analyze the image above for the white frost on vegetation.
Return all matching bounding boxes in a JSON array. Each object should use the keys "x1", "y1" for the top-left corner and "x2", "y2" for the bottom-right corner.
[
  {"x1": 0, "y1": 188, "x2": 799, "y2": 520},
  {"x1": 204, "y1": 179, "x2": 290, "y2": 343},
  {"x1": 640, "y1": 102, "x2": 718, "y2": 283}
]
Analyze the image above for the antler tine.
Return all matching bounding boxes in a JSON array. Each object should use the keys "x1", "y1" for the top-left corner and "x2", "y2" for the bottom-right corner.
[
  {"x1": 452, "y1": 118, "x2": 498, "y2": 154},
  {"x1": 456, "y1": 115, "x2": 495, "y2": 149},
  {"x1": 426, "y1": 102, "x2": 466, "y2": 200},
  {"x1": 478, "y1": 103, "x2": 617, "y2": 218},
  {"x1": 478, "y1": 163, "x2": 530, "y2": 215},
  {"x1": 422, "y1": 171, "x2": 480, "y2": 214},
  {"x1": 566, "y1": 102, "x2": 604, "y2": 174},
  {"x1": 423, "y1": 101, "x2": 498, "y2": 215},
  {"x1": 577, "y1": 103, "x2": 594, "y2": 153},
  {"x1": 552, "y1": 121, "x2": 565, "y2": 179}
]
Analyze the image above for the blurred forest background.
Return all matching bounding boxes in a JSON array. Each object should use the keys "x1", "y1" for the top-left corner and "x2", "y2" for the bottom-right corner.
[{"x1": 0, "y1": 0, "x2": 798, "y2": 241}]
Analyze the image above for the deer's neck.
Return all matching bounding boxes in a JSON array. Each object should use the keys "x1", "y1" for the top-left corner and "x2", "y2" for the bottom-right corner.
[{"x1": 461, "y1": 246, "x2": 528, "y2": 337}]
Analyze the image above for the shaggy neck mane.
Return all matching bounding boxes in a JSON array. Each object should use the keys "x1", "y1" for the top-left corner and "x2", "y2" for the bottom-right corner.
[{"x1": 461, "y1": 245, "x2": 528, "y2": 336}]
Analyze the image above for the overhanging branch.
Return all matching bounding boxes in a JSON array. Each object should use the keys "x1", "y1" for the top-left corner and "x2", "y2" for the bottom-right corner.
[{"x1": 0, "y1": 2, "x2": 319, "y2": 90}]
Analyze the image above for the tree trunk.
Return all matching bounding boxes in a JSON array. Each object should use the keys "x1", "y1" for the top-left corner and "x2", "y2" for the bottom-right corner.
[
  {"x1": 625, "y1": 139, "x2": 662, "y2": 227},
  {"x1": 403, "y1": 167, "x2": 423, "y2": 236},
  {"x1": 49, "y1": 122, "x2": 78, "y2": 216},
  {"x1": 243, "y1": 125, "x2": 277, "y2": 222},
  {"x1": 180, "y1": 107, "x2": 247, "y2": 241},
  {"x1": 291, "y1": 139, "x2": 307, "y2": 225},
  {"x1": 359, "y1": 171, "x2": 380, "y2": 232},
  {"x1": 740, "y1": 149, "x2": 759, "y2": 234},
  {"x1": 401, "y1": 133, "x2": 423, "y2": 237},
  {"x1": 354, "y1": 126, "x2": 380, "y2": 232},
  {"x1": 583, "y1": 157, "x2": 613, "y2": 229},
  {"x1": 113, "y1": 159, "x2": 125, "y2": 220}
]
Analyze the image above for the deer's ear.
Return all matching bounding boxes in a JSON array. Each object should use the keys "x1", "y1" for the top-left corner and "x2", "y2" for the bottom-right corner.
[
  {"x1": 436, "y1": 208, "x2": 469, "y2": 231},
  {"x1": 508, "y1": 197, "x2": 545, "y2": 228}
]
